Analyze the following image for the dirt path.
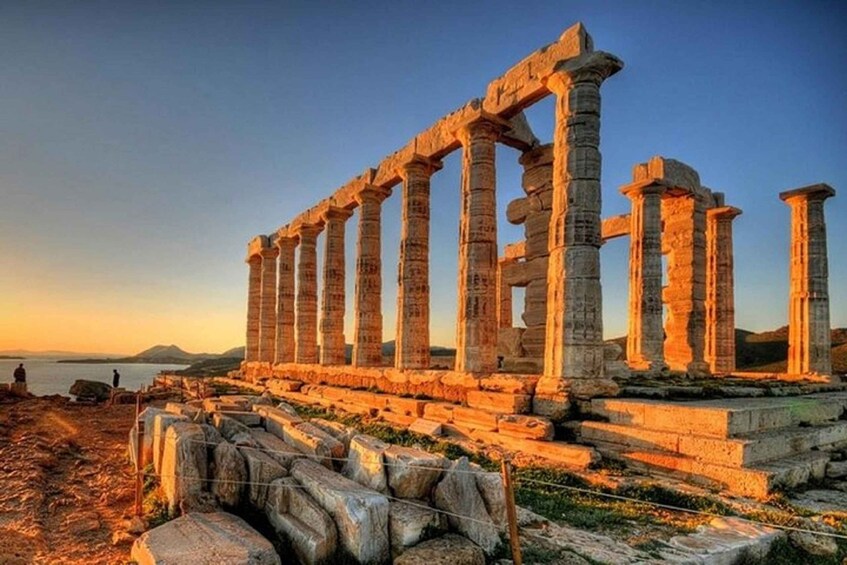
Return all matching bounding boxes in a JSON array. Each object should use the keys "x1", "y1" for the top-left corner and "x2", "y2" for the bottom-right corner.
[{"x1": 0, "y1": 392, "x2": 137, "y2": 564}]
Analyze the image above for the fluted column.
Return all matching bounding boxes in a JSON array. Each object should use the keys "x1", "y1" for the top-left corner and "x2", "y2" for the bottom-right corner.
[
  {"x1": 295, "y1": 224, "x2": 321, "y2": 364},
  {"x1": 353, "y1": 185, "x2": 391, "y2": 367},
  {"x1": 257, "y1": 246, "x2": 279, "y2": 363},
  {"x1": 320, "y1": 206, "x2": 353, "y2": 365},
  {"x1": 537, "y1": 51, "x2": 622, "y2": 416},
  {"x1": 705, "y1": 206, "x2": 742, "y2": 374},
  {"x1": 497, "y1": 257, "x2": 514, "y2": 329},
  {"x1": 274, "y1": 235, "x2": 297, "y2": 364},
  {"x1": 245, "y1": 255, "x2": 262, "y2": 362},
  {"x1": 455, "y1": 116, "x2": 507, "y2": 373},
  {"x1": 780, "y1": 184, "x2": 835, "y2": 375},
  {"x1": 396, "y1": 155, "x2": 442, "y2": 370},
  {"x1": 622, "y1": 179, "x2": 666, "y2": 372}
]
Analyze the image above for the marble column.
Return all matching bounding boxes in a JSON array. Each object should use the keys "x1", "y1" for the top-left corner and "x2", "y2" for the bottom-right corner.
[
  {"x1": 497, "y1": 258, "x2": 514, "y2": 329},
  {"x1": 455, "y1": 116, "x2": 507, "y2": 373},
  {"x1": 622, "y1": 179, "x2": 666, "y2": 372},
  {"x1": 705, "y1": 206, "x2": 742, "y2": 374},
  {"x1": 662, "y1": 191, "x2": 710, "y2": 375},
  {"x1": 245, "y1": 255, "x2": 262, "y2": 363},
  {"x1": 258, "y1": 246, "x2": 279, "y2": 363},
  {"x1": 295, "y1": 224, "x2": 321, "y2": 364},
  {"x1": 537, "y1": 51, "x2": 622, "y2": 416},
  {"x1": 780, "y1": 184, "x2": 835, "y2": 375},
  {"x1": 353, "y1": 185, "x2": 391, "y2": 367},
  {"x1": 275, "y1": 235, "x2": 297, "y2": 364},
  {"x1": 320, "y1": 206, "x2": 353, "y2": 365},
  {"x1": 396, "y1": 155, "x2": 442, "y2": 370}
]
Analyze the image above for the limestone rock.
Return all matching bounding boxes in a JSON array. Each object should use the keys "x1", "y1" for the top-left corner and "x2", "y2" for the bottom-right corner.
[
  {"x1": 249, "y1": 429, "x2": 303, "y2": 469},
  {"x1": 408, "y1": 418, "x2": 442, "y2": 437},
  {"x1": 283, "y1": 422, "x2": 342, "y2": 468},
  {"x1": 152, "y1": 412, "x2": 190, "y2": 474},
  {"x1": 789, "y1": 530, "x2": 838, "y2": 557},
  {"x1": 130, "y1": 512, "x2": 280, "y2": 565},
  {"x1": 344, "y1": 434, "x2": 389, "y2": 493},
  {"x1": 825, "y1": 461, "x2": 847, "y2": 479},
  {"x1": 160, "y1": 422, "x2": 208, "y2": 516},
  {"x1": 389, "y1": 499, "x2": 445, "y2": 556},
  {"x1": 212, "y1": 442, "x2": 246, "y2": 508},
  {"x1": 291, "y1": 458, "x2": 390, "y2": 564},
  {"x1": 69, "y1": 379, "x2": 112, "y2": 401},
  {"x1": 434, "y1": 457, "x2": 501, "y2": 555},
  {"x1": 311, "y1": 418, "x2": 356, "y2": 451},
  {"x1": 475, "y1": 472, "x2": 507, "y2": 531},
  {"x1": 265, "y1": 477, "x2": 337, "y2": 565},
  {"x1": 790, "y1": 490, "x2": 847, "y2": 515},
  {"x1": 384, "y1": 446, "x2": 445, "y2": 499},
  {"x1": 393, "y1": 534, "x2": 485, "y2": 565},
  {"x1": 239, "y1": 445, "x2": 288, "y2": 509},
  {"x1": 213, "y1": 412, "x2": 251, "y2": 442}
]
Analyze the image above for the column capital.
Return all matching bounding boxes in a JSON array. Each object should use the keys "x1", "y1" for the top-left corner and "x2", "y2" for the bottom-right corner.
[
  {"x1": 354, "y1": 184, "x2": 392, "y2": 205},
  {"x1": 779, "y1": 183, "x2": 836, "y2": 204},
  {"x1": 245, "y1": 234, "x2": 269, "y2": 263},
  {"x1": 259, "y1": 246, "x2": 279, "y2": 259},
  {"x1": 452, "y1": 111, "x2": 511, "y2": 145},
  {"x1": 321, "y1": 205, "x2": 354, "y2": 224},
  {"x1": 291, "y1": 222, "x2": 322, "y2": 241},
  {"x1": 543, "y1": 51, "x2": 624, "y2": 94},
  {"x1": 397, "y1": 154, "x2": 443, "y2": 179},
  {"x1": 274, "y1": 231, "x2": 298, "y2": 250},
  {"x1": 707, "y1": 205, "x2": 743, "y2": 221},
  {"x1": 620, "y1": 178, "x2": 669, "y2": 199}
]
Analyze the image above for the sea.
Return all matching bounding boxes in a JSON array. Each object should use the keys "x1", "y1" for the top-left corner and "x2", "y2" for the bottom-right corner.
[{"x1": 0, "y1": 358, "x2": 188, "y2": 397}]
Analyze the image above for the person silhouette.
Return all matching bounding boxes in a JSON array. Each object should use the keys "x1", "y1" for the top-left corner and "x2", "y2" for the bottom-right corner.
[
  {"x1": 13, "y1": 363, "x2": 26, "y2": 383},
  {"x1": 112, "y1": 369, "x2": 121, "y2": 388}
]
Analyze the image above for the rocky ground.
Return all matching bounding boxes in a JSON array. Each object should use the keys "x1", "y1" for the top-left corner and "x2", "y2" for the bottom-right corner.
[{"x1": 0, "y1": 390, "x2": 137, "y2": 564}]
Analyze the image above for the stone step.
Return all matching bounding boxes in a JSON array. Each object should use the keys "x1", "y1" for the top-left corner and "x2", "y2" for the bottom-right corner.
[
  {"x1": 580, "y1": 420, "x2": 847, "y2": 467},
  {"x1": 591, "y1": 393, "x2": 847, "y2": 438},
  {"x1": 594, "y1": 443, "x2": 830, "y2": 498}
]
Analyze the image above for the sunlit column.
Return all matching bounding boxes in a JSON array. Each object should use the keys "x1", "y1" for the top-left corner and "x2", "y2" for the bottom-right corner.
[
  {"x1": 245, "y1": 254, "x2": 262, "y2": 363},
  {"x1": 274, "y1": 234, "x2": 297, "y2": 364},
  {"x1": 320, "y1": 206, "x2": 352, "y2": 365},
  {"x1": 294, "y1": 223, "x2": 321, "y2": 364},
  {"x1": 257, "y1": 246, "x2": 279, "y2": 363}
]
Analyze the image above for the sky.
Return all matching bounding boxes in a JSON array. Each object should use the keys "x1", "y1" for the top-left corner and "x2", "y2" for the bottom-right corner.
[{"x1": 0, "y1": 0, "x2": 845, "y2": 355}]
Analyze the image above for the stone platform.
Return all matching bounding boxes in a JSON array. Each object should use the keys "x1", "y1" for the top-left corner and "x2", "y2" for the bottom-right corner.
[{"x1": 580, "y1": 392, "x2": 847, "y2": 498}]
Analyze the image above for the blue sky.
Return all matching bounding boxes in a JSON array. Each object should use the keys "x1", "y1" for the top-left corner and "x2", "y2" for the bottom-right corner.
[{"x1": 0, "y1": 1, "x2": 844, "y2": 353}]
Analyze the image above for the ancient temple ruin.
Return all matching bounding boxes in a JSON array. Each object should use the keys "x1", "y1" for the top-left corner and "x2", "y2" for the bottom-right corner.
[{"x1": 235, "y1": 23, "x2": 841, "y2": 498}]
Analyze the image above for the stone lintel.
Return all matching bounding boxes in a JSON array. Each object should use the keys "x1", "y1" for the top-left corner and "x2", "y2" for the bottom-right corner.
[
  {"x1": 500, "y1": 112, "x2": 540, "y2": 152},
  {"x1": 707, "y1": 206, "x2": 743, "y2": 220},
  {"x1": 779, "y1": 183, "x2": 836, "y2": 203},
  {"x1": 543, "y1": 51, "x2": 624, "y2": 93},
  {"x1": 246, "y1": 235, "x2": 270, "y2": 262},
  {"x1": 633, "y1": 156, "x2": 701, "y2": 194},
  {"x1": 620, "y1": 178, "x2": 670, "y2": 198},
  {"x1": 451, "y1": 109, "x2": 512, "y2": 140},
  {"x1": 354, "y1": 184, "x2": 391, "y2": 205},
  {"x1": 503, "y1": 241, "x2": 527, "y2": 260},
  {"x1": 601, "y1": 214, "x2": 631, "y2": 241}
]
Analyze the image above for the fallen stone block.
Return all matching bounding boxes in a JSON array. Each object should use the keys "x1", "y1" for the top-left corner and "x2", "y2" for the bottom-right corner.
[
  {"x1": 165, "y1": 402, "x2": 203, "y2": 420},
  {"x1": 254, "y1": 405, "x2": 304, "y2": 440},
  {"x1": 291, "y1": 459, "x2": 390, "y2": 564},
  {"x1": 452, "y1": 407, "x2": 499, "y2": 431},
  {"x1": 267, "y1": 379, "x2": 303, "y2": 394},
  {"x1": 131, "y1": 512, "x2": 280, "y2": 565},
  {"x1": 212, "y1": 441, "x2": 246, "y2": 508},
  {"x1": 408, "y1": 418, "x2": 442, "y2": 437},
  {"x1": 826, "y1": 461, "x2": 847, "y2": 479},
  {"x1": 465, "y1": 390, "x2": 531, "y2": 414},
  {"x1": 344, "y1": 434, "x2": 389, "y2": 492},
  {"x1": 384, "y1": 446, "x2": 445, "y2": 499},
  {"x1": 238, "y1": 446, "x2": 288, "y2": 509},
  {"x1": 160, "y1": 422, "x2": 208, "y2": 516},
  {"x1": 283, "y1": 423, "x2": 342, "y2": 468},
  {"x1": 219, "y1": 410, "x2": 262, "y2": 427},
  {"x1": 380, "y1": 411, "x2": 417, "y2": 427},
  {"x1": 311, "y1": 418, "x2": 357, "y2": 451},
  {"x1": 393, "y1": 533, "x2": 485, "y2": 565},
  {"x1": 265, "y1": 477, "x2": 337, "y2": 565},
  {"x1": 389, "y1": 499, "x2": 446, "y2": 556},
  {"x1": 69, "y1": 379, "x2": 112, "y2": 402},
  {"x1": 385, "y1": 396, "x2": 427, "y2": 417},
  {"x1": 663, "y1": 517, "x2": 783, "y2": 563},
  {"x1": 152, "y1": 413, "x2": 190, "y2": 474},
  {"x1": 129, "y1": 407, "x2": 166, "y2": 468},
  {"x1": 475, "y1": 472, "x2": 507, "y2": 531},
  {"x1": 422, "y1": 402, "x2": 456, "y2": 423},
  {"x1": 249, "y1": 429, "x2": 303, "y2": 469},
  {"x1": 212, "y1": 412, "x2": 251, "y2": 442},
  {"x1": 434, "y1": 457, "x2": 501, "y2": 555},
  {"x1": 497, "y1": 414, "x2": 554, "y2": 441}
]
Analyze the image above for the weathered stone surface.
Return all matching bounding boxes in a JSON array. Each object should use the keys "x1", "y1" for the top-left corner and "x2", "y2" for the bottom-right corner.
[
  {"x1": 265, "y1": 477, "x2": 337, "y2": 565},
  {"x1": 283, "y1": 422, "x2": 344, "y2": 468},
  {"x1": 212, "y1": 441, "x2": 246, "y2": 508},
  {"x1": 408, "y1": 418, "x2": 442, "y2": 437},
  {"x1": 131, "y1": 407, "x2": 166, "y2": 468},
  {"x1": 393, "y1": 534, "x2": 485, "y2": 565},
  {"x1": 258, "y1": 246, "x2": 279, "y2": 363},
  {"x1": 475, "y1": 472, "x2": 507, "y2": 531},
  {"x1": 320, "y1": 207, "x2": 352, "y2": 365},
  {"x1": 826, "y1": 460, "x2": 847, "y2": 478},
  {"x1": 245, "y1": 254, "x2": 262, "y2": 362},
  {"x1": 238, "y1": 445, "x2": 288, "y2": 509},
  {"x1": 291, "y1": 458, "x2": 390, "y2": 564},
  {"x1": 295, "y1": 224, "x2": 321, "y2": 364},
  {"x1": 131, "y1": 512, "x2": 280, "y2": 565},
  {"x1": 212, "y1": 412, "x2": 250, "y2": 441},
  {"x1": 384, "y1": 446, "x2": 445, "y2": 499},
  {"x1": 218, "y1": 410, "x2": 262, "y2": 427},
  {"x1": 497, "y1": 414, "x2": 554, "y2": 441},
  {"x1": 344, "y1": 434, "x2": 389, "y2": 492},
  {"x1": 789, "y1": 529, "x2": 838, "y2": 557},
  {"x1": 389, "y1": 499, "x2": 445, "y2": 556},
  {"x1": 465, "y1": 390, "x2": 531, "y2": 414},
  {"x1": 434, "y1": 457, "x2": 500, "y2": 555},
  {"x1": 249, "y1": 429, "x2": 303, "y2": 469},
  {"x1": 705, "y1": 206, "x2": 742, "y2": 374},
  {"x1": 663, "y1": 517, "x2": 782, "y2": 564},
  {"x1": 255, "y1": 404, "x2": 303, "y2": 440},
  {"x1": 790, "y1": 489, "x2": 847, "y2": 515},
  {"x1": 497, "y1": 327, "x2": 524, "y2": 358},
  {"x1": 160, "y1": 422, "x2": 208, "y2": 516},
  {"x1": 165, "y1": 402, "x2": 202, "y2": 420}
]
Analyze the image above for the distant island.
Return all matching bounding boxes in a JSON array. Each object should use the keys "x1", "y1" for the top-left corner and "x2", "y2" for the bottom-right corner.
[
  {"x1": 0, "y1": 355, "x2": 25, "y2": 360},
  {"x1": 58, "y1": 344, "x2": 245, "y2": 365}
]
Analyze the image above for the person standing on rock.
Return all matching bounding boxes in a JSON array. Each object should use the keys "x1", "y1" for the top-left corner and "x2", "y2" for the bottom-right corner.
[
  {"x1": 13, "y1": 363, "x2": 26, "y2": 383},
  {"x1": 112, "y1": 369, "x2": 120, "y2": 388}
]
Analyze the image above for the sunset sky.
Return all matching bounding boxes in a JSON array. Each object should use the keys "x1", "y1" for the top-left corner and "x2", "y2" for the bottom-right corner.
[{"x1": 1, "y1": 1, "x2": 845, "y2": 355}]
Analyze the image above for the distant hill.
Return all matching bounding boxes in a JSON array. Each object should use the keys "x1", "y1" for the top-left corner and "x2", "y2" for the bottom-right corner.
[
  {"x1": 610, "y1": 327, "x2": 847, "y2": 373},
  {"x1": 58, "y1": 344, "x2": 245, "y2": 365}
]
